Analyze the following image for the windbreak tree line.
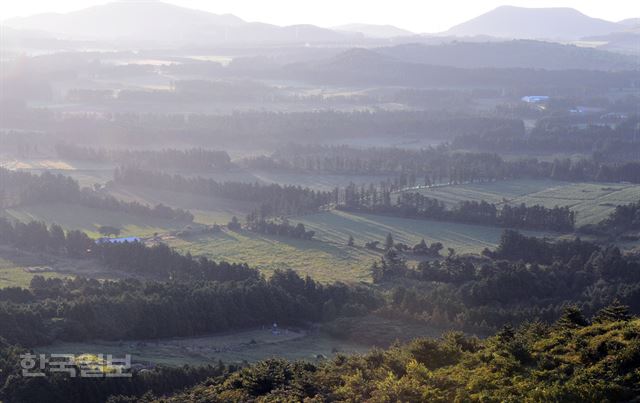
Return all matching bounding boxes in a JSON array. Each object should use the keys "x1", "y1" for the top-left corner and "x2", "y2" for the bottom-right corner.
[
  {"x1": 55, "y1": 144, "x2": 234, "y2": 172},
  {"x1": 114, "y1": 166, "x2": 333, "y2": 217},
  {"x1": 252, "y1": 141, "x2": 640, "y2": 185},
  {"x1": 0, "y1": 168, "x2": 193, "y2": 221},
  {"x1": 337, "y1": 185, "x2": 575, "y2": 232}
]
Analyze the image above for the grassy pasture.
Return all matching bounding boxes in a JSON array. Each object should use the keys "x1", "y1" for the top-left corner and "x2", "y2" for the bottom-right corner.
[
  {"x1": 0, "y1": 247, "x2": 80, "y2": 288},
  {"x1": 168, "y1": 210, "x2": 551, "y2": 283},
  {"x1": 0, "y1": 158, "x2": 115, "y2": 187},
  {"x1": 107, "y1": 184, "x2": 255, "y2": 225},
  {"x1": 514, "y1": 182, "x2": 640, "y2": 226},
  {"x1": 167, "y1": 227, "x2": 376, "y2": 283},
  {"x1": 0, "y1": 244, "x2": 129, "y2": 288},
  {"x1": 0, "y1": 265, "x2": 68, "y2": 288},
  {"x1": 38, "y1": 327, "x2": 370, "y2": 367},
  {"x1": 413, "y1": 179, "x2": 557, "y2": 206},
  {"x1": 0, "y1": 202, "x2": 524, "y2": 284},
  {"x1": 298, "y1": 210, "x2": 545, "y2": 254},
  {"x1": 0, "y1": 256, "x2": 69, "y2": 288},
  {"x1": 413, "y1": 179, "x2": 640, "y2": 226},
  {"x1": 1, "y1": 203, "x2": 191, "y2": 238}
]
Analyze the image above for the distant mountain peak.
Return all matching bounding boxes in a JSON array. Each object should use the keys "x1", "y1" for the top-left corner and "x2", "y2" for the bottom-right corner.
[
  {"x1": 618, "y1": 18, "x2": 640, "y2": 28},
  {"x1": 3, "y1": 1, "x2": 350, "y2": 45},
  {"x1": 446, "y1": 6, "x2": 621, "y2": 40},
  {"x1": 4, "y1": 1, "x2": 245, "y2": 41}
]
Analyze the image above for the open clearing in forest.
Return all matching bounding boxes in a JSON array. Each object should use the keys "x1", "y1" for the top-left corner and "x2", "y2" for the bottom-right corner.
[
  {"x1": 0, "y1": 159, "x2": 115, "y2": 187},
  {"x1": 0, "y1": 256, "x2": 69, "y2": 288},
  {"x1": 411, "y1": 179, "x2": 640, "y2": 226},
  {"x1": 0, "y1": 246, "x2": 129, "y2": 288},
  {"x1": 38, "y1": 327, "x2": 370, "y2": 367},
  {"x1": 37, "y1": 315, "x2": 445, "y2": 367}
]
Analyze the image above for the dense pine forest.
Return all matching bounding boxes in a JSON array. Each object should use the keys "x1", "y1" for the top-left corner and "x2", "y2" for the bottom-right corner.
[
  {"x1": 148, "y1": 309, "x2": 640, "y2": 402},
  {"x1": 3, "y1": 307, "x2": 638, "y2": 402}
]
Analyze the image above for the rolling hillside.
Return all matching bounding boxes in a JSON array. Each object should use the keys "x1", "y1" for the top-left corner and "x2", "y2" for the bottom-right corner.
[
  {"x1": 4, "y1": 1, "x2": 349, "y2": 44},
  {"x1": 446, "y1": 6, "x2": 621, "y2": 40}
]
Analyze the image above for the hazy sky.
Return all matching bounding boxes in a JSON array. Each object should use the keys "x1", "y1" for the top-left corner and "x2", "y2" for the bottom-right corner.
[{"x1": 1, "y1": 0, "x2": 638, "y2": 33}]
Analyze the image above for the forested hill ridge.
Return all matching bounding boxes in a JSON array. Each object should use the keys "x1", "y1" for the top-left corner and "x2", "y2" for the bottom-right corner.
[
  {"x1": 286, "y1": 49, "x2": 638, "y2": 88},
  {"x1": 376, "y1": 40, "x2": 640, "y2": 70},
  {"x1": 135, "y1": 307, "x2": 640, "y2": 402}
]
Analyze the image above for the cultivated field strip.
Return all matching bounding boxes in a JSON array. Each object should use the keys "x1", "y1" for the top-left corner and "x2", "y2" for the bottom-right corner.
[{"x1": 413, "y1": 179, "x2": 640, "y2": 226}]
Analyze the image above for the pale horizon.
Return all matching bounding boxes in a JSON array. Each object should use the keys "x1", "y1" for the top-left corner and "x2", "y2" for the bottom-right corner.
[{"x1": 1, "y1": 0, "x2": 638, "y2": 34}]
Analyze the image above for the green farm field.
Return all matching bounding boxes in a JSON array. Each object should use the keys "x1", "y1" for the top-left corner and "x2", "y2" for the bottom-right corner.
[
  {"x1": 168, "y1": 210, "x2": 552, "y2": 283},
  {"x1": 0, "y1": 244, "x2": 130, "y2": 288},
  {"x1": 1, "y1": 203, "x2": 192, "y2": 238},
  {"x1": 107, "y1": 184, "x2": 255, "y2": 225},
  {"x1": 412, "y1": 179, "x2": 640, "y2": 226},
  {"x1": 0, "y1": 257, "x2": 68, "y2": 288},
  {"x1": 0, "y1": 158, "x2": 115, "y2": 187},
  {"x1": 0, "y1": 202, "x2": 531, "y2": 283}
]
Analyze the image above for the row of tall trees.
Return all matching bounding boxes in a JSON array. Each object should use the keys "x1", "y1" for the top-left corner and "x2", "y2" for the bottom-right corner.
[
  {"x1": 338, "y1": 185, "x2": 575, "y2": 232},
  {"x1": 55, "y1": 144, "x2": 233, "y2": 171},
  {"x1": 249, "y1": 142, "x2": 640, "y2": 186},
  {"x1": 114, "y1": 167, "x2": 333, "y2": 217},
  {"x1": 0, "y1": 168, "x2": 192, "y2": 221},
  {"x1": 247, "y1": 144, "x2": 516, "y2": 181}
]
